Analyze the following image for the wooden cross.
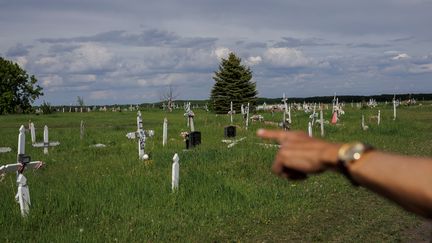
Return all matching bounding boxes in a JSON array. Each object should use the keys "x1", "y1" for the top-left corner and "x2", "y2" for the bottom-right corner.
[
  {"x1": 32, "y1": 125, "x2": 60, "y2": 154},
  {"x1": 0, "y1": 125, "x2": 43, "y2": 217},
  {"x1": 126, "y1": 111, "x2": 154, "y2": 160}
]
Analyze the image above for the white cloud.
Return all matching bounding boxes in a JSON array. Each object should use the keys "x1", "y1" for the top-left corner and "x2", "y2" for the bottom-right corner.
[
  {"x1": 213, "y1": 47, "x2": 231, "y2": 60},
  {"x1": 392, "y1": 53, "x2": 410, "y2": 60},
  {"x1": 69, "y1": 43, "x2": 113, "y2": 72},
  {"x1": 263, "y1": 48, "x2": 312, "y2": 67},
  {"x1": 245, "y1": 56, "x2": 262, "y2": 66}
]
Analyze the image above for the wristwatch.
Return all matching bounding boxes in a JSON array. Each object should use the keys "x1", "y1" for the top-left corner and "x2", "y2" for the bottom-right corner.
[{"x1": 337, "y1": 142, "x2": 374, "y2": 186}]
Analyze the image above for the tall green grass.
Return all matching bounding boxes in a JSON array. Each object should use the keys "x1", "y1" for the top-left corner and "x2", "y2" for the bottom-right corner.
[{"x1": 1, "y1": 102, "x2": 431, "y2": 242}]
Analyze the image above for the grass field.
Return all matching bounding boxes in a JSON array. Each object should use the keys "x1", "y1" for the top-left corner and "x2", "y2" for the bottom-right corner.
[{"x1": 1, "y1": 102, "x2": 431, "y2": 242}]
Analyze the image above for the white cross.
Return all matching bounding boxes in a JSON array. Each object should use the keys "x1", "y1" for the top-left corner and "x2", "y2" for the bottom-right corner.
[
  {"x1": 126, "y1": 111, "x2": 154, "y2": 160},
  {"x1": 0, "y1": 125, "x2": 43, "y2": 217},
  {"x1": 32, "y1": 125, "x2": 60, "y2": 154}
]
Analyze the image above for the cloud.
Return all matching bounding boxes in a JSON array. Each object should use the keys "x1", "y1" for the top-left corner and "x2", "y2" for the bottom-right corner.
[
  {"x1": 347, "y1": 43, "x2": 392, "y2": 48},
  {"x1": 390, "y1": 36, "x2": 414, "y2": 42},
  {"x1": 213, "y1": 47, "x2": 231, "y2": 60},
  {"x1": 392, "y1": 53, "x2": 411, "y2": 60},
  {"x1": 409, "y1": 63, "x2": 432, "y2": 74},
  {"x1": 42, "y1": 74, "x2": 64, "y2": 91},
  {"x1": 89, "y1": 90, "x2": 111, "y2": 100},
  {"x1": 6, "y1": 43, "x2": 32, "y2": 57},
  {"x1": 35, "y1": 43, "x2": 115, "y2": 74},
  {"x1": 263, "y1": 48, "x2": 312, "y2": 67},
  {"x1": 245, "y1": 56, "x2": 262, "y2": 66},
  {"x1": 38, "y1": 29, "x2": 217, "y2": 48},
  {"x1": 274, "y1": 37, "x2": 337, "y2": 48}
]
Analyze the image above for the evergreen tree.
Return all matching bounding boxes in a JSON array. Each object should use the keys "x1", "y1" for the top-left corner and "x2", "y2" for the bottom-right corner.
[
  {"x1": 0, "y1": 57, "x2": 43, "y2": 114},
  {"x1": 210, "y1": 53, "x2": 257, "y2": 114}
]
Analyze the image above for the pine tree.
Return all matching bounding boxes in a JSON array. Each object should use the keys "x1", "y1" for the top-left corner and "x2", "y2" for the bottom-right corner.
[{"x1": 210, "y1": 53, "x2": 257, "y2": 114}]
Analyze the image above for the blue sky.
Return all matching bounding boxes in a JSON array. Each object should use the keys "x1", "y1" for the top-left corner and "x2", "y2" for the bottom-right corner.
[{"x1": 1, "y1": 0, "x2": 431, "y2": 105}]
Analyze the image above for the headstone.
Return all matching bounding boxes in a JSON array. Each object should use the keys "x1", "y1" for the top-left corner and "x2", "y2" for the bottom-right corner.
[
  {"x1": 308, "y1": 122, "x2": 313, "y2": 137},
  {"x1": 163, "y1": 118, "x2": 168, "y2": 146},
  {"x1": 320, "y1": 109, "x2": 324, "y2": 137},
  {"x1": 230, "y1": 101, "x2": 233, "y2": 124},
  {"x1": 245, "y1": 103, "x2": 250, "y2": 130},
  {"x1": 377, "y1": 110, "x2": 381, "y2": 126},
  {"x1": 224, "y1": 125, "x2": 236, "y2": 138},
  {"x1": 287, "y1": 105, "x2": 292, "y2": 124},
  {"x1": 172, "y1": 153, "x2": 179, "y2": 191},
  {"x1": 393, "y1": 97, "x2": 397, "y2": 120},
  {"x1": 186, "y1": 131, "x2": 201, "y2": 149},
  {"x1": 80, "y1": 120, "x2": 85, "y2": 140},
  {"x1": 30, "y1": 122, "x2": 36, "y2": 144},
  {"x1": 361, "y1": 115, "x2": 368, "y2": 131}
]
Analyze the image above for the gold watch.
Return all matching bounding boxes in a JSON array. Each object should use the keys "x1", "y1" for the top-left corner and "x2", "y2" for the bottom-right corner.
[{"x1": 337, "y1": 142, "x2": 374, "y2": 185}]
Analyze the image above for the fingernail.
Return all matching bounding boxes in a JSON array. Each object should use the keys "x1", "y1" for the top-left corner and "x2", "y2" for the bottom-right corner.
[{"x1": 257, "y1": 129, "x2": 264, "y2": 135}]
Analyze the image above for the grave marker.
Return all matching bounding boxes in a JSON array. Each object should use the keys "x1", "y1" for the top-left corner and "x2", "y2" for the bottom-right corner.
[
  {"x1": 0, "y1": 125, "x2": 43, "y2": 217},
  {"x1": 32, "y1": 125, "x2": 60, "y2": 154},
  {"x1": 172, "y1": 153, "x2": 179, "y2": 191},
  {"x1": 320, "y1": 109, "x2": 324, "y2": 137},
  {"x1": 308, "y1": 122, "x2": 313, "y2": 137},
  {"x1": 378, "y1": 110, "x2": 381, "y2": 125},
  {"x1": 30, "y1": 122, "x2": 36, "y2": 144},
  {"x1": 163, "y1": 118, "x2": 168, "y2": 146},
  {"x1": 80, "y1": 120, "x2": 85, "y2": 140}
]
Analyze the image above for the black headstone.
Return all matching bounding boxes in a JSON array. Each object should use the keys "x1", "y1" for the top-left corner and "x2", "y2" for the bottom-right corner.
[
  {"x1": 186, "y1": 131, "x2": 201, "y2": 149},
  {"x1": 224, "y1": 125, "x2": 236, "y2": 138}
]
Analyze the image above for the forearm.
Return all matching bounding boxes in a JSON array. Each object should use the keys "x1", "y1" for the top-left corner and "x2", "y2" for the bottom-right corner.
[{"x1": 348, "y1": 151, "x2": 432, "y2": 218}]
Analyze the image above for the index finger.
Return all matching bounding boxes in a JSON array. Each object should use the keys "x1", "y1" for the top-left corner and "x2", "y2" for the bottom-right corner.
[{"x1": 256, "y1": 129, "x2": 285, "y2": 142}]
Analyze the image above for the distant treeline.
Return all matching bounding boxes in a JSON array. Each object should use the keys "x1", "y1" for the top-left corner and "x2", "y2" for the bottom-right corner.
[
  {"x1": 46, "y1": 93, "x2": 432, "y2": 109},
  {"x1": 256, "y1": 93, "x2": 432, "y2": 104}
]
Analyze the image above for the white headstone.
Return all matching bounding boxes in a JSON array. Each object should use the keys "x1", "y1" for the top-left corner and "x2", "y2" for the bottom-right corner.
[
  {"x1": 230, "y1": 101, "x2": 233, "y2": 124},
  {"x1": 43, "y1": 125, "x2": 49, "y2": 154},
  {"x1": 189, "y1": 116, "x2": 195, "y2": 132},
  {"x1": 245, "y1": 103, "x2": 250, "y2": 130},
  {"x1": 393, "y1": 98, "x2": 397, "y2": 120},
  {"x1": 320, "y1": 109, "x2": 324, "y2": 137},
  {"x1": 378, "y1": 110, "x2": 381, "y2": 126},
  {"x1": 18, "y1": 125, "x2": 25, "y2": 155},
  {"x1": 308, "y1": 122, "x2": 313, "y2": 137},
  {"x1": 172, "y1": 153, "x2": 179, "y2": 191},
  {"x1": 163, "y1": 118, "x2": 168, "y2": 146},
  {"x1": 30, "y1": 122, "x2": 36, "y2": 144}
]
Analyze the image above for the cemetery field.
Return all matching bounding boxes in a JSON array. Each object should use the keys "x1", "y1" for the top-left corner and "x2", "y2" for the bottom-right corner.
[{"x1": 1, "y1": 103, "x2": 432, "y2": 242}]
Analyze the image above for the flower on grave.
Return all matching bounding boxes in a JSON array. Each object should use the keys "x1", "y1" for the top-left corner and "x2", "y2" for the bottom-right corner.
[{"x1": 180, "y1": 131, "x2": 189, "y2": 140}]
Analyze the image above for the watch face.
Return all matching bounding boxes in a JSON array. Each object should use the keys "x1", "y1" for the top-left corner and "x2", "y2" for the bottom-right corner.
[{"x1": 340, "y1": 143, "x2": 366, "y2": 163}]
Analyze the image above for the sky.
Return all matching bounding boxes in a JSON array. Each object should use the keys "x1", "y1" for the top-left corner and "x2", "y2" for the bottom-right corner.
[{"x1": 1, "y1": 0, "x2": 432, "y2": 105}]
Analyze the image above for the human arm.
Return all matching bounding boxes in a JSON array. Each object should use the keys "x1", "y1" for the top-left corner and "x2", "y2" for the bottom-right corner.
[{"x1": 257, "y1": 129, "x2": 432, "y2": 219}]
